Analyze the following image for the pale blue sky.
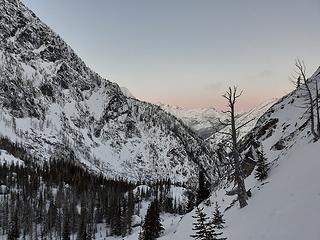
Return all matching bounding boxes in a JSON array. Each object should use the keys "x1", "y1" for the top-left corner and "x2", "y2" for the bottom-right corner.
[{"x1": 23, "y1": 0, "x2": 320, "y2": 110}]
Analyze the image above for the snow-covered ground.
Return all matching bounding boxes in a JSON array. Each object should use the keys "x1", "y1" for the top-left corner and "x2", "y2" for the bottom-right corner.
[{"x1": 160, "y1": 139, "x2": 320, "y2": 240}]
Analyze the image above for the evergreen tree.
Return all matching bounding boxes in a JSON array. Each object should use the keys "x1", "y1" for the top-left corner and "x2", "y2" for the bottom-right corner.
[
  {"x1": 207, "y1": 224, "x2": 226, "y2": 240},
  {"x1": 110, "y1": 203, "x2": 122, "y2": 236},
  {"x1": 126, "y1": 190, "x2": 135, "y2": 234},
  {"x1": 62, "y1": 208, "x2": 70, "y2": 240},
  {"x1": 196, "y1": 171, "x2": 210, "y2": 205},
  {"x1": 163, "y1": 196, "x2": 174, "y2": 214},
  {"x1": 211, "y1": 203, "x2": 225, "y2": 229},
  {"x1": 8, "y1": 210, "x2": 20, "y2": 240},
  {"x1": 191, "y1": 206, "x2": 227, "y2": 240},
  {"x1": 153, "y1": 199, "x2": 164, "y2": 237},
  {"x1": 186, "y1": 191, "x2": 196, "y2": 213},
  {"x1": 141, "y1": 199, "x2": 164, "y2": 240},
  {"x1": 78, "y1": 208, "x2": 88, "y2": 240},
  {"x1": 255, "y1": 148, "x2": 270, "y2": 181},
  {"x1": 190, "y1": 206, "x2": 214, "y2": 240}
]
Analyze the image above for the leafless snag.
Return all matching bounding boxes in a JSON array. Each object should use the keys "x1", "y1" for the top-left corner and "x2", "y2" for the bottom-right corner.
[
  {"x1": 221, "y1": 86, "x2": 248, "y2": 208},
  {"x1": 294, "y1": 58, "x2": 319, "y2": 139},
  {"x1": 316, "y1": 80, "x2": 320, "y2": 135}
]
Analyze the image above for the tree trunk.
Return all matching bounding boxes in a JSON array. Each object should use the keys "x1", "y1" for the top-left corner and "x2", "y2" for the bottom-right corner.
[
  {"x1": 230, "y1": 103, "x2": 248, "y2": 208},
  {"x1": 305, "y1": 82, "x2": 317, "y2": 139},
  {"x1": 315, "y1": 80, "x2": 320, "y2": 136}
]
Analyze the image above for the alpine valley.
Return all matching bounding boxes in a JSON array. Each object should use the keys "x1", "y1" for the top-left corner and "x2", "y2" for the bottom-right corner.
[{"x1": 0, "y1": 1, "x2": 319, "y2": 240}]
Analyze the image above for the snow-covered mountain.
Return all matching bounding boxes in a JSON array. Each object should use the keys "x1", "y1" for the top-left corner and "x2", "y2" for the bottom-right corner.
[
  {"x1": 2, "y1": 1, "x2": 320, "y2": 239},
  {"x1": 0, "y1": 0, "x2": 216, "y2": 183},
  {"x1": 157, "y1": 68, "x2": 320, "y2": 240},
  {"x1": 159, "y1": 104, "x2": 228, "y2": 139}
]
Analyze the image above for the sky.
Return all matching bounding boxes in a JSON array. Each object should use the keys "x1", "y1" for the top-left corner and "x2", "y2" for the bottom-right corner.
[{"x1": 22, "y1": 0, "x2": 320, "y2": 111}]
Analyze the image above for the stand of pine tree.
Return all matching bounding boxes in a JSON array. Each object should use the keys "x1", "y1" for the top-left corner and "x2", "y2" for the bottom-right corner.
[{"x1": 0, "y1": 137, "x2": 188, "y2": 239}]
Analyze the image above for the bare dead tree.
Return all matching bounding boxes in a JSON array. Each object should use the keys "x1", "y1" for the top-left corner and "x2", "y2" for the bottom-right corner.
[
  {"x1": 221, "y1": 86, "x2": 249, "y2": 208},
  {"x1": 295, "y1": 59, "x2": 319, "y2": 139},
  {"x1": 315, "y1": 80, "x2": 320, "y2": 135}
]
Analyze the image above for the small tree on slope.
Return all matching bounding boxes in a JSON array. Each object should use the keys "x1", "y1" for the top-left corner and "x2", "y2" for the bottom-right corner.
[
  {"x1": 212, "y1": 202, "x2": 225, "y2": 230},
  {"x1": 191, "y1": 206, "x2": 225, "y2": 240},
  {"x1": 191, "y1": 206, "x2": 211, "y2": 240},
  {"x1": 255, "y1": 147, "x2": 270, "y2": 181}
]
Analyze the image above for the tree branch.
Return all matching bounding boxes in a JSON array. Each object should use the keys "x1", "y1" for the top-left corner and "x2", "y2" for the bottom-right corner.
[{"x1": 235, "y1": 118, "x2": 255, "y2": 131}]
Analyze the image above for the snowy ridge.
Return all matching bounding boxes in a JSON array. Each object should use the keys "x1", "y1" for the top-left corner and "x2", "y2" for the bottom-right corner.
[
  {"x1": 159, "y1": 104, "x2": 228, "y2": 139},
  {"x1": 159, "y1": 100, "x2": 277, "y2": 142},
  {"x1": 0, "y1": 0, "x2": 215, "y2": 183}
]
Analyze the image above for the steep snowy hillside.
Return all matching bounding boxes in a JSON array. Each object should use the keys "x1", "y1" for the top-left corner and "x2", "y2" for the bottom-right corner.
[
  {"x1": 160, "y1": 142, "x2": 320, "y2": 240},
  {"x1": 157, "y1": 68, "x2": 320, "y2": 240},
  {"x1": 0, "y1": 0, "x2": 215, "y2": 183},
  {"x1": 159, "y1": 104, "x2": 228, "y2": 139}
]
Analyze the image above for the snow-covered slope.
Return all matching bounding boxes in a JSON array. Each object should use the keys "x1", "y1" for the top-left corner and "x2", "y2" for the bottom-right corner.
[
  {"x1": 0, "y1": 0, "x2": 215, "y2": 183},
  {"x1": 158, "y1": 68, "x2": 320, "y2": 240},
  {"x1": 160, "y1": 142, "x2": 320, "y2": 240},
  {"x1": 159, "y1": 104, "x2": 228, "y2": 139}
]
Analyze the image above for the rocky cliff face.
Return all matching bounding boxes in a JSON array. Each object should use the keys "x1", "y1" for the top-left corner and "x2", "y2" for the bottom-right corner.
[{"x1": 0, "y1": 0, "x2": 216, "y2": 183}]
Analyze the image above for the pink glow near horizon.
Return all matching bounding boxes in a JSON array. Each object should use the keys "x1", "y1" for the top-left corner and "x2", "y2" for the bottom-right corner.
[{"x1": 135, "y1": 86, "x2": 291, "y2": 112}]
